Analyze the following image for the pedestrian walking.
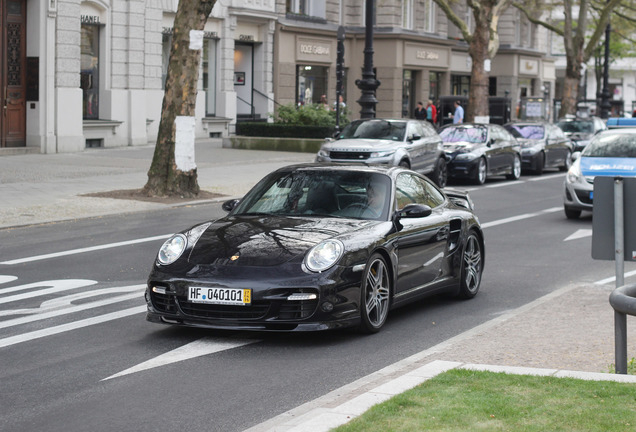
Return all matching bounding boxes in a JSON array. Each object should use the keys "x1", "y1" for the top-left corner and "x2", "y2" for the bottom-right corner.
[
  {"x1": 451, "y1": 100, "x2": 464, "y2": 124},
  {"x1": 426, "y1": 100, "x2": 437, "y2": 125}
]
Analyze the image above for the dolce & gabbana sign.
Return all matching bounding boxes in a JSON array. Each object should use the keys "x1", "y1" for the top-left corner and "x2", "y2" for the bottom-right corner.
[
  {"x1": 404, "y1": 43, "x2": 449, "y2": 67},
  {"x1": 296, "y1": 37, "x2": 333, "y2": 63}
]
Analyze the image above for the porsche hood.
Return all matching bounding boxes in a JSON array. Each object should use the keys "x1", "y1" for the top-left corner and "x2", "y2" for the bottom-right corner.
[{"x1": 185, "y1": 216, "x2": 366, "y2": 267}]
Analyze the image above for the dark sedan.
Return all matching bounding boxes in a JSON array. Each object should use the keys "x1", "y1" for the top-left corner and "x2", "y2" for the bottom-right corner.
[
  {"x1": 439, "y1": 123, "x2": 521, "y2": 185},
  {"x1": 556, "y1": 116, "x2": 607, "y2": 152},
  {"x1": 146, "y1": 164, "x2": 484, "y2": 333},
  {"x1": 504, "y1": 121, "x2": 573, "y2": 174}
]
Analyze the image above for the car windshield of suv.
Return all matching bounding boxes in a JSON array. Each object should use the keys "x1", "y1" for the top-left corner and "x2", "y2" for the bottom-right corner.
[
  {"x1": 439, "y1": 126, "x2": 487, "y2": 144},
  {"x1": 506, "y1": 124, "x2": 544, "y2": 139},
  {"x1": 338, "y1": 120, "x2": 406, "y2": 141},
  {"x1": 582, "y1": 133, "x2": 636, "y2": 158},
  {"x1": 557, "y1": 120, "x2": 594, "y2": 133}
]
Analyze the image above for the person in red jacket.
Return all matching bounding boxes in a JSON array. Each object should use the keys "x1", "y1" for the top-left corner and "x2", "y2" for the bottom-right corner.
[{"x1": 426, "y1": 99, "x2": 437, "y2": 125}]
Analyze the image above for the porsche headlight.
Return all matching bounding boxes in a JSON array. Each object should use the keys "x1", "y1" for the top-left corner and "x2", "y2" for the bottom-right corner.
[
  {"x1": 304, "y1": 240, "x2": 344, "y2": 272},
  {"x1": 157, "y1": 234, "x2": 187, "y2": 265}
]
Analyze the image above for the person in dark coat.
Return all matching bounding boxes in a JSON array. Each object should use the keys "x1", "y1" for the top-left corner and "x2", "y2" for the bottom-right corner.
[{"x1": 414, "y1": 101, "x2": 426, "y2": 120}]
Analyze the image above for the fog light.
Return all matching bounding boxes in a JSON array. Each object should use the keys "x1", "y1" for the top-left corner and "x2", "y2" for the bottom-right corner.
[
  {"x1": 287, "y1": 293, "x2": 317, "y2": 301},
  {"x1": 152, "y1": 286, "x2": 166, "y2": 294},
  {"x1": 321, "y1": 302, "x2": 334, "y2": 312}
]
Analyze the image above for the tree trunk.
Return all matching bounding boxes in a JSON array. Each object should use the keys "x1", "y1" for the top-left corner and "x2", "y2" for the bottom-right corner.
[
  {"x1": 143, "y1": 0, "x2": 216, "y2": 198},
  {"x1": 466, "y1": 16, "x2": 491, "y2": 122},
  {"x1": 560, "y1": 53, "x2": 583, "y2": 118}
]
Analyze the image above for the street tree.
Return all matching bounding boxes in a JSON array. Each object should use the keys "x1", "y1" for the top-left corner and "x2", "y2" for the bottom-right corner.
[
  {"x1": 513, "y1": 0, "x2": 622, "y2": 118},
  {"x1": 143, "y1": 0, "x2": 216, "y2": 198},
  {"x1": 432, "y1": 0, "x2": 513, "y2": 122}
]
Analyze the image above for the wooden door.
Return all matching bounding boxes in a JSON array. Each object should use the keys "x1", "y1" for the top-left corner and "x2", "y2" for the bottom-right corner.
[{"x1": 1, "y1": 0, "x2": 27, "y2": 147}]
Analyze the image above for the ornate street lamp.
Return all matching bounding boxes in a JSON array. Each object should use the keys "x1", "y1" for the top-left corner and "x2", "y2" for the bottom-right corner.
[{"x1": 355, "y1": 0, "x2": 380, "y2": 119}]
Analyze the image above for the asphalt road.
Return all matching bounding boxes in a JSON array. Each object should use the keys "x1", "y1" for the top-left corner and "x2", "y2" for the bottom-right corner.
[{"x1": 1, "y1": 171, "x2": 634, "y2": 432}]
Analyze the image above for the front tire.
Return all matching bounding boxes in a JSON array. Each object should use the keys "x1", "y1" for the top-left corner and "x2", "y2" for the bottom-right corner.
[
  {"x1": 358, "y1": 253, "x2": 391, "y2": 333},
  {"x1": 431, "y1": 157, "x2": 448, "y2": 188},
  {"x1": 472, "y1": 158, "x2": 487, "y2": 185},
  {"x1": 506, "y1": 154, "x2": 522, "y2": 180},
  {"x1": 532, "y1": 152, "x2": 545, "y2": 175},
  {"x1": 457, "y1": 231, "x2": 483, "y2": 299}
]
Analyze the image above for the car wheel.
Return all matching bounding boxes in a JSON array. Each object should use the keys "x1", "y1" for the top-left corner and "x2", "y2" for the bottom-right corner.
[
  {"x1": 399, "y1": 160, "x2": 410, "y2": 169},
  {"x1": 457, "y1": 230, "x2": 483, "y2": 299},
  {"x1": 472, "y1": 158, "x2": 487, "y2": 185},
  {"x1": 506, "y1": 154, "x2": 521, "y2": 180},
  {"x1": 431, "y1": 157, "x2": 447, "y2": 188},
  {"x1": 559, "y1": 151, "x2": 572, "y2": 172},
  {"x1": 359, "y1": 253, "x2": 391, "y2": 333},
  {"x1": 564, "y1": 206, "x2": 581, "y2": 219},
  {"x1": 532, "y1": 152, "x2": 545, "y2": 175}
]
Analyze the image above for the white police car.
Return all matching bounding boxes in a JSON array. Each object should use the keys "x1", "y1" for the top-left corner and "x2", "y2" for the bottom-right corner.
[{"x1": 564, "y1": 128, "x2": 636, "y2": 219}]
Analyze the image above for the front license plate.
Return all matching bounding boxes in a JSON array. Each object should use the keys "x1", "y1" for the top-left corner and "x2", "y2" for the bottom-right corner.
[{"x1": 188, "y1": 287, "x2": 251, "y2": 306}]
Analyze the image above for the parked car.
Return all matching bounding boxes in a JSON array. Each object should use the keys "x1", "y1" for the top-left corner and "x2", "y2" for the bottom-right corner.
[
  {"x1": 146, "y1": 164, "x2": 484, "y2": 333},
  {"x1": 556, "y1": 116, "x2": 607, "y2": 152},
  {"x1": 563, "y1": 128, "x2": 636, "y2": 219},
  {"x1": 315, "y1": 118, "x2": 448, "y2": 187},
  {"x1": 503, "y1": 121, "x2": 573, "y2": 175},
  {"x1": 439, "y1": 123, "x2": 521, "y2": 185}
]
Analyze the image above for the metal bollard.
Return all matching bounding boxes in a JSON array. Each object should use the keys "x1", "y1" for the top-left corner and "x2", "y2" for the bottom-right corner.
[{"x1": 609, "y1": 283, "x2": 636, "y2": 374}]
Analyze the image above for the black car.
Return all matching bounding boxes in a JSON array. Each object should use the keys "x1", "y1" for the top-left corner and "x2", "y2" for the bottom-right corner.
[
  {"x1": 504, "y1": 121, "x2": 573, "y2": 174},
  {"x1": 146, "y1": 164, "x2": 484, "y2": 333},
  {"x1": 556, "y1": 116, "x2": 607, "y2": 152},
  {"x1": 439, "y1": 123, "x2": 521, "y2": 185}
]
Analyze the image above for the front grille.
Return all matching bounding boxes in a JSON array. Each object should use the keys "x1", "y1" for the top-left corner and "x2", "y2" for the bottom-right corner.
[
  {"x1": 329, "y1": 151, "x2": 371, "y2": 160},
  {"x1": 178, "y1": 300, "x2": 270, "y2": 320},
  {"x1": 150, "y1": 291, "x2": 178, "y2": 313},
  {"x1": 575, "y1": 189, "x2": 593, "y2": 204}
]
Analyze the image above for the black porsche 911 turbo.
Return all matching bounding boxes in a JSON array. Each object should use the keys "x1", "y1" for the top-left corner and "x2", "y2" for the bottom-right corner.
[{"x1": 146, "y1": 164, "x2": 485, "y2": 333}]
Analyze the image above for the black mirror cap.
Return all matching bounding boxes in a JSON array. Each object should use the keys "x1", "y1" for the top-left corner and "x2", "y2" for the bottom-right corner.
[
  {"x1": 396, "y1": 203, "x2": 433, "y2": 219},
  {"x1": 222, "y1": 199, "x2": 240, "y2": 212}
]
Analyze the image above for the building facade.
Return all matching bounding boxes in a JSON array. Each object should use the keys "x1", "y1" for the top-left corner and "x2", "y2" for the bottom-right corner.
[{"x1": 1, "y1": 0, "x2": 556, "y2": 154}]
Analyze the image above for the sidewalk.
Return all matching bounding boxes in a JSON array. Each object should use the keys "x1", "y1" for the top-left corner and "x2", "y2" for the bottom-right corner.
[{"x1": 1, "y1": 142, "x2": 635, "y2": 432}]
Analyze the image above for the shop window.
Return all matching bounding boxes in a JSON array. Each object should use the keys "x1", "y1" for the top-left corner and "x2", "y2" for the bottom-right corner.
[
  {"x1": 402, "y1": 70, "x2": 415, "y2": 118},
  {"x1": 203, "y1": 38, "x2": 217, "y2": 116},
  {"x1": 451, "y1": 75, "x2": 470, "y2": 97},
  {"x1": 429, "y1": 71, "x2": 441, "y2": 102},
  {"x1": 489, "y1": 77, "x2": 497, "y2": 96},
  {"x1": 296, "y1": 65, "x2": 328, "y2": 106},
  {"x1": 80, "y1": 24, "x2": 100, "y2": 119}
]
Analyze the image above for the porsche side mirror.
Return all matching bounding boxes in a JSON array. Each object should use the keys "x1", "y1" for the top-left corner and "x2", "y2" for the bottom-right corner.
[
  {"x1": 396, "y1": 203, "x2": 432, "y2": 219},
  {"x1": 222, "y1": 199, "x2": 240, "y2": 212},
  {"x1": 571, "y1": 152, "x2": 581, "y2": 162}
]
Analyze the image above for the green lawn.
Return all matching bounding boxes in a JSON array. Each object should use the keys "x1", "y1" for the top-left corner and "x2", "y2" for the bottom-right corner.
[{"x1": 333, "y1": 369, "x2": 636, "y2": 432}]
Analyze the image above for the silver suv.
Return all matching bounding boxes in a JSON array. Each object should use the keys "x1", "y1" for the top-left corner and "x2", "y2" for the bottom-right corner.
[{"x1": 315, "y1": 119, "x2": 447, "y2": 187}]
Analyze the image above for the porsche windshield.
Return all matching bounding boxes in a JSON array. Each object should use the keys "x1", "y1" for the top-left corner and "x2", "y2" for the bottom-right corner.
[
  {"x1": 232, "y1": 170, "x2": 392, "y2": 220},
  {"x1": 338, "y1": 120, "x2": 406, "y2": 142}
]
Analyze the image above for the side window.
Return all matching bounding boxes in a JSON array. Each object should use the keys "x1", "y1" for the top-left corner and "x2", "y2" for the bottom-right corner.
[
  {"x1": 406, "y1": 122, "x2": 419, "y2": 140},
  {"x1": 395, "y1": 173, "x2": 445, "y2": 210},
  {"x1": 489, "y1": 127, "x2": 500, "y2": 142}
]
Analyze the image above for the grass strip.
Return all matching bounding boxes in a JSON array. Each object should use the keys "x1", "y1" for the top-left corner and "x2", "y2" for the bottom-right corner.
[{"x1": 333, "y1": 369, "x2": 636, "y2": 432}]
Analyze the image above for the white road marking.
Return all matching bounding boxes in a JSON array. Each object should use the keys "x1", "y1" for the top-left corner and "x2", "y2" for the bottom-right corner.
[
  {"x1": 0, "y1": 234, "x2": 172, "y2": 265},
  {"x1": 0, "y1": 305, "x2": 145, "y2": 349},
  {"x1": 594, "y1": 269, "x2": 636, "y2": 286},
  {"x1": 0, "y1": 285, "x2": 145, "y2": 328},
  {"x1": 0, "y1": 275, "x2": 18, "y2": 284},
  {"x1": 564, "y1": 229, "x2": 592, "y2": 241},
  {"x1": 0, "y1": 279, "x2": 98, "y2": 305},
  {"x1": 102, "y1": 336, "x2": 260, "y2": 381},
  {"x1": 480, "y1": 207, "x2": 561, "y2": 229}
]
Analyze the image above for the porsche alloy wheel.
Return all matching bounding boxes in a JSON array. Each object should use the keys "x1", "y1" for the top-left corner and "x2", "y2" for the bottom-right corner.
[
  {"x1": 458, "y1": 231, "x2": 483, "y2": 299},
  {"x1": 359, "y1": 253, "x2": 391, "y2": 333}
]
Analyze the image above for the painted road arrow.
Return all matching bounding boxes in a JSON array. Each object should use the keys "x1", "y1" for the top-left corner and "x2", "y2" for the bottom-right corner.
[
  {"x1": 102, "y1": 336, "x2": 260, "y2": 381},
  {"x1": 564, "y1": 229, "x2": 592, "y2": 242}
]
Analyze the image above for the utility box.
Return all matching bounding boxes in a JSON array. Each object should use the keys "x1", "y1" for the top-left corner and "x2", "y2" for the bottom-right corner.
[{"x1": 592, "y1": 177, "x2": 636, "y2": 261}]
